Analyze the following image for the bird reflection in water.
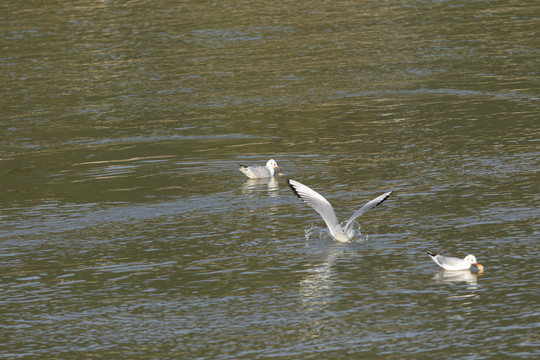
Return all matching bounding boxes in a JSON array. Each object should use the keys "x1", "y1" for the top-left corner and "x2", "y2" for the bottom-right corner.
[
  {"x1": 299, "y1": 248, "x2": 342, "y2": 312},
  {"x1": 431, "y1": 269, "x2": 484, "y2": 295},
  {"x1": 241, "y1": 177, "x2": 279, "y2": 196}
]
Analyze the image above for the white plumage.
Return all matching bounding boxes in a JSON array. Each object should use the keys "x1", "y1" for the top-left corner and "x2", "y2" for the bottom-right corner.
[{"x1": 288, "y1": 179, "x2": 392, "y2": 242}]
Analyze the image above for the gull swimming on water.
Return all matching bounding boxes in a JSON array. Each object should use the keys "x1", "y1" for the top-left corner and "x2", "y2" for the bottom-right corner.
[
  {"x1": 425, "y1": 250, "x2": 484, "y2": 271},
  {"x1": 288, "y1": 179, "x2": 393, "y2": 242},
  {"x1": 237, "y1": 159, "x2": 280, "y2": 179}
]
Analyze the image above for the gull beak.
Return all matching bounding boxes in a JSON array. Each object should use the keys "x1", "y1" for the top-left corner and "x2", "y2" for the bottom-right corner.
[{"x1": 476, "y1": 263, "x2": 484, "y2": 272}]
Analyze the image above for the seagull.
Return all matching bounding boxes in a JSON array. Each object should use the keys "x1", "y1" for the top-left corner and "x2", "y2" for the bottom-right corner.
[
  {"x1": 288, "y1": 179, "x2": 392, "y2": 242},
  {"x1": 237, "y1": 159, "x2": 281, "y2": 179},
  {"x1": 425, "y1": 250, "x2": 484, "y2": 271}
]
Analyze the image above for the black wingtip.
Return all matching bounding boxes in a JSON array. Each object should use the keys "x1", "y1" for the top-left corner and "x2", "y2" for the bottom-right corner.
[
  {"x1": 237, "y1": 162, "x2": 247, "y2": 168},
  {"x1": 425, "y1": 249, "x2": 437, "y2": 257},
  {"x1": 287, "y1": 179, "x2": 305, "y2": 202},
  {"x1": 382, "y1": 190, "x2": 393, "y2": 203},
  {"x1": 373, "y1": 190, "x2": 393, "y2": 209}
]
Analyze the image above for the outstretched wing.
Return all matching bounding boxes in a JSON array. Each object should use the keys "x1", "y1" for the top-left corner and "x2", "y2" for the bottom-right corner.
[
  {"x1": 344, "y1": 191, "x2": 393, "y2": 230},
  {"x1": 288, "y1": 179, "x2": 340, "y2": 235}
]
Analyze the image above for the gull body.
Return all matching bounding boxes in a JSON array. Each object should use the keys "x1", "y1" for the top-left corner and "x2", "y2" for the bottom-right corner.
[
  {"x1": 425, "y1": 250, "x2": 484, "y2": 271},
  {"x1": 288, "y1": 179, "x2": 392, "y2": 242},
  {"x1": 238, "y1": 159, "x2": 280, "y2": 179}
]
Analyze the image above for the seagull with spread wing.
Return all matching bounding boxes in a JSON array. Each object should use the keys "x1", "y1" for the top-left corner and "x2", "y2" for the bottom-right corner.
[{"x1": 288, "y1": 179, "x2": 392, "y2": 242}]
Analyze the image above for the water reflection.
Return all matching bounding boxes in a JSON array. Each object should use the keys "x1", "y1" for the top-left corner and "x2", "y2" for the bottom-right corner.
[
  {"x1": 431, "y1": 269, "x2": 482, "y2": 287},
  {"x1": 300, "y1": 248, "x2": 344, "y2": 311},
  {"x1": 299, "y1": 243, "x2": 354, "y2": 312},
  {"x1": 240, "y1": 177, "x2": 280, "y2": 195}
]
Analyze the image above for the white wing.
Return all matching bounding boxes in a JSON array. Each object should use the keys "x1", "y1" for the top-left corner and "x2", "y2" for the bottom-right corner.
[
  {"x1": 288, "y1": 179, "x2": 340, "y2": 235},
  {"x1": 238, "y1": 163, "x2": 271, "y2": 179},
  {"x1": 433, "y1": 255, "x2": 468, "y2": 270},
  {"x1": 344, "y1": 191, "x2": 392, "y2": 231},
  {"x1": 426, "y1": 250, "x2": 468, "y2": 270}
]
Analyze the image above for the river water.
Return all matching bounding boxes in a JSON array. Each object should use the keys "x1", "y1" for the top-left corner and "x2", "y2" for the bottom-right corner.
[{"x1": 1, "y1": 0, "x2": 539, "y2": 358}]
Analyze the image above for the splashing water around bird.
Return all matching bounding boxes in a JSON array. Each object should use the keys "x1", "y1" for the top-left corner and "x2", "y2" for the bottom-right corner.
[{"x1": 303, "y1": 221, "x2": 369, "y2": 244}]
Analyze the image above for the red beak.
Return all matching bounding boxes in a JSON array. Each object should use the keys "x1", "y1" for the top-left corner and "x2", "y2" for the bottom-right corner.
[{"x1": 476, "y1": 263, "x2": 484, "y2": 272}]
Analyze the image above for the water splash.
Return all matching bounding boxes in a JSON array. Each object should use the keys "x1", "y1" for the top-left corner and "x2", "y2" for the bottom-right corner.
[
  {"x1": 304, "y1": 225, "x2": 315, "y2": 242},
  {"x1": 303, "y1": 221, "x2": 371, "y2": 244},
  {"x1": 303, "y1": 226, "x2": 334, "y2": 243}
]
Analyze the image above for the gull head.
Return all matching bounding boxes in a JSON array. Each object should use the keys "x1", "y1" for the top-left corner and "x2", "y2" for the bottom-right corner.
[
  {"x1": 464, "y1": 254, "x2": 477, "y2": 265},
  {"x1": 266, "y1": 159, "x2": 280, "y2": 174},
  {"x1": 465, "y1": 254, "x2": 483, "y2": 271}
]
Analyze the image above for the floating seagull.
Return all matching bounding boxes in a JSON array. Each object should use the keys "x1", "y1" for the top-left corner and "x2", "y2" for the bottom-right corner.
[
  {"x1": 237, "y1": 159, "x2": 281, "y2": 179},
  {"x1": 425, "y1": 250, "x2": 484, "y2": 271},
  {"x1": 288, "y1": 179, "x2": 392, "y2": 242}
]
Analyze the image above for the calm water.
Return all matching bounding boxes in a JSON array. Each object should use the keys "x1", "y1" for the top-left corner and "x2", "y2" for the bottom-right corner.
[{"x1": 1, "y1": 0, "x2": 539, "y2": 358}]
